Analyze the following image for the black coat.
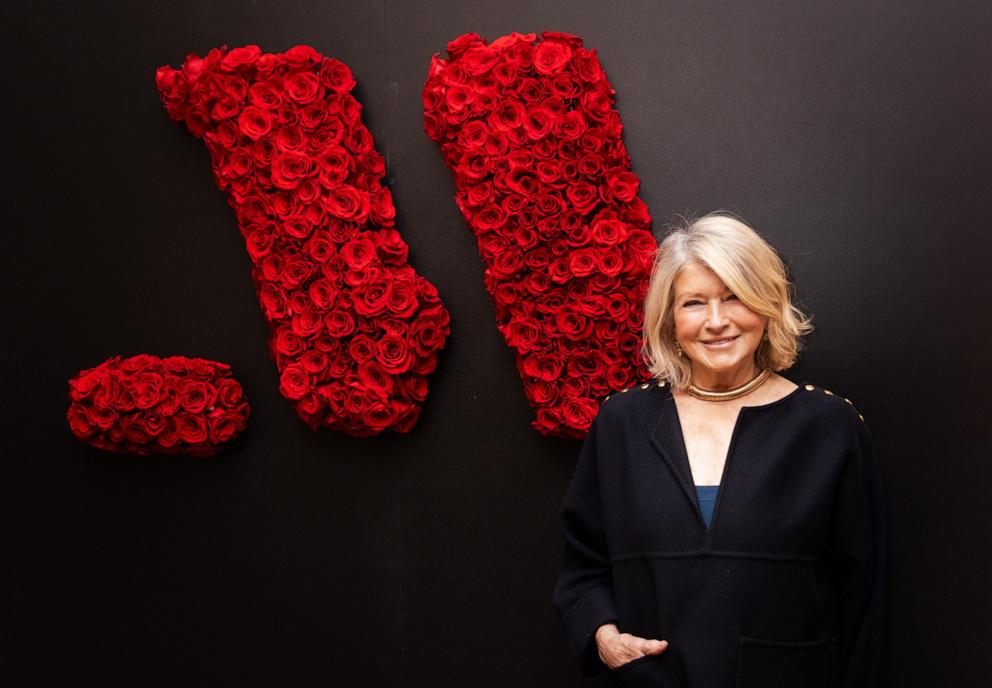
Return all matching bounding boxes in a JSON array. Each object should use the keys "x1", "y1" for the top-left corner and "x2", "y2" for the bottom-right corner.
[{"x1": 552, "y1": 380, "x2": 886, "y2": 687}]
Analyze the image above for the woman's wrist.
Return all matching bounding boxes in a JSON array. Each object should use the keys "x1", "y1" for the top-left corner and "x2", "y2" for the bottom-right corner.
[{"x1": 596, "y1": 622, "x2": 619, "y2": 642}]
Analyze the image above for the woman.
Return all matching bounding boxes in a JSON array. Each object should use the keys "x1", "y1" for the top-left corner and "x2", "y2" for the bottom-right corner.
[{"x1": 552, "y1": 213, "x2": 885, "y2": 687}]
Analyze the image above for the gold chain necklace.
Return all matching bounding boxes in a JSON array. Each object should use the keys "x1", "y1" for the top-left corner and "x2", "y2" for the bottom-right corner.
[{"x1": 687, "y1": 368, "x2": 771, "y2": 401}]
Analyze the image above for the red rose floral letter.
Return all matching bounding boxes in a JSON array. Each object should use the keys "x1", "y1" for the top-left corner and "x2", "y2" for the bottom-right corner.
[
  {"x1": 67, "y1": 355, "x2": 250, "y2": 457},
  {"x1": 157, "y1": 45, "x2": 450, "y2": 436},
  {"x1": 423, "y1": 32, "x2": 655, "y2": 438}
]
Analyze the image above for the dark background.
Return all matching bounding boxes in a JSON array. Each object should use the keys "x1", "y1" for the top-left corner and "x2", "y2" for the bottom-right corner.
[{"x1": 3, "y1": 0, "x2": 990, "y2": 685}]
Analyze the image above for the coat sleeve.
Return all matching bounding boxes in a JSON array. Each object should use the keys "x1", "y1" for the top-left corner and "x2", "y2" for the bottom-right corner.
[
  {"x1": 828, "y1": 410, "x2": 887, "y2": 688},
  {"x1": 551, "y1": 413, "x2": 618, "y2": 676}
]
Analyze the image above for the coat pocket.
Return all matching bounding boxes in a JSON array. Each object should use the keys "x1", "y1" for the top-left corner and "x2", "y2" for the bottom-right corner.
[
  {"x1": 736, "y1": 636, "x2": 831, "y2": 688},
  {"x1": 609, "y1": 652, "x2": 683, "y2": 688}
]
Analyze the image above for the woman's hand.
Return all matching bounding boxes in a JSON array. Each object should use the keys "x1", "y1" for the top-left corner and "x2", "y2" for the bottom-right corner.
[{"x1": 595, "y1": 623, "x2": 669, "y2": 670}]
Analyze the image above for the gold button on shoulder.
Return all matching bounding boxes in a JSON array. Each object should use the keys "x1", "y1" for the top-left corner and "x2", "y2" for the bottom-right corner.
[
  {"x1": 640, "y1": 382, "x2": 650, "y2": 389},
  {"x1": 659, "y1": 380, "x2": 667, "y2": 387},
  {"x1": 804, "y1": 384, "x2": 815, "y2": 391},
  {"x1": 824, "y1": 389, "x2": 834, "y2": 395},
  {"x1": 621, "y1": 388, "x2": 629, "y2": 394}
]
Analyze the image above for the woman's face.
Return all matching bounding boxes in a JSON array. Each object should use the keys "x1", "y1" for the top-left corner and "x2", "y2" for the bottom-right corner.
[{"x1": 672, "y1": 262, "x2": 767, "y2": 382}]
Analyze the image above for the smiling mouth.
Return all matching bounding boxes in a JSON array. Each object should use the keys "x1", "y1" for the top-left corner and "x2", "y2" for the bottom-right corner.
[{"x1": 702, "y1": 335, "x2": 739, "y2": 346}]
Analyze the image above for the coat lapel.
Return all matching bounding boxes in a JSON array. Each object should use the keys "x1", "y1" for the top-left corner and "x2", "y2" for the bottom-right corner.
[{"x1": 649, "y1": 389, "x2": 705, "y2": 526}]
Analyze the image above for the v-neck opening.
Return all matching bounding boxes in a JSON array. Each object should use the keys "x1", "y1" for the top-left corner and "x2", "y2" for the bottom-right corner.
[{"x1": 669, "y1": 380, "x2": 806, "y2": 535}]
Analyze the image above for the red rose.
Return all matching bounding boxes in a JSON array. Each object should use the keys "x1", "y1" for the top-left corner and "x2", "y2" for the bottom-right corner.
[
  {"x1": 488, "y1": 100, "x2": 526, "y2": 131},
  {"x1": 566, "y1": 352, "x2": 605, "y2": 379},
  {"x1": 179, "y1": 380, "x2": 211, "y2": 413},
  {"x1": 553, "y1": 110, "x2": 587, "y2": 139},
  {"x1": 88, "y1": 405, "x2": 118, "y2": 431},
  {"x1": 121, "y1": 354, "x2": 157, "y2": 373},
  {"x1": 133, "y1": 372, "x2": 165, "y2": 409},
  {"x1": 385, "y1": 280, "x2": 419, "y2": 318},
  {"x1": 567, "y1": 248, "x2": 600, "y2": 278},
  {"x1": 141, "y1": 411, "x2": 167, "y2": 437},
  {"x1": 474, "y1": 204, "x2": 507, "y2": 231},
  {"x1": 237, "y1": 106, "x2": 273, "y2": 140},
  {"x1": 371, "y1": 229, "x2": 409, "y2": 266},
  {"x1": 308, "y1": 278, "x2": 339, "y2": 310},
  {"x1": 205, "y1": 412, "x2": 240, "y2": 444},
  {"x1": 325, "y1": 185, "x2": 370, "y2": 223},
  {"x1": 374, "y1": 335, "x2": 412, "y2": 374},
  {"x1": 292, "y1": 309, "x2": 325, "y2": 338},
  {"x1": 560, "y1": 396, "x2": 598, "y2": 430},
  {"x1": 446, "y1": 32, "x2": 485, "y2": 58},
  {"x1": 571, "y1": 48, "x2": 604, "y2": 83},
  {"x1": 556, "y1": 307, "x2": 593, "y2": 340},
  {"x1": 248, "y1": 80, "x2": 284, "y2": 109},
  {"x1": 340, "y1": 235, "x2": 378, "y2": 270},
  {"x1": 286, "y1": 71, "x2": 321, "y2": 104},
  {"x1": 364, "y1": 401, "x2": 397, "y2": 433},
  {"x1": 271, "y1": 152, "x2": 311, "y2": 190},
  {"x1": 216, "y1": 378, "x2": 244, "y2": 407},
  {"x1": 176, "y1": 413, "x2": 209, "y2": 444},
  {"x1": 565, "y1": 182, "x2": 599, "y2": 214},
  {"x1": 157, "y1": 382, "x2": 182, "y2": 416},
  {"x1": 155, "y1": 67, "x2": 188, "y2": 117},
  {"x1": 67, "y1": 407, "x2": 94, "y2": 438},
  {"x1": 324, "y1": 308, "x2": 356, "y2": 338},
  {"x1": 462, "y1": 46, "x2": 500, "y2": 75},
  {"x1": 580, "y1": 85, "x2": 612, "y2": 121},
  {"x1": 533, "y1": 41, "x2": 572, "y2": 75},
  {"x1": 598, "y1": 248, "x2": 625, "y2": 277},
  {"x1": 521, "y1": 354, "x2": 564, "y2": 382},
  {"x1": 358, "y1": 361, "x2": 395, "y2": 398},
  {"x1": 319, "y1": 58, "x2": 356, "y2": 93},
  {"x1": 279, "y1": 364, "x2": 310, "y2": 400},
  {"x1": 284, "y1": 44, "x2": 320, "y2": 66},
  {"x1": 502, "y1": 316, "x2": 541, "y2": 353},
  {"x1": 370, "y1": 188, "x2": 396, "y2": 226},
  {"x1": 410, "y1": 318, "x2": 445, "y2": 356},
  {"x1": 607, "y1": 170, "x2": 640, "y2": 203},
  {"x1": 353, "y1": 281, "x2": 390, "y2": 317},
  {"x1": 522, "y1": 106, "x2": 554, "y2": 140}
]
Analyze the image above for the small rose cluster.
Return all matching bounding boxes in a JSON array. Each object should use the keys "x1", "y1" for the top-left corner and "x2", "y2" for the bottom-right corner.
[
  {"x1": 423, "y1": 32, "x2": 655, "y2": 438},
  {"x1": 156, "y1": 45, "x2": 450, "y2": 436},
  {"x1": 67, "y1": 354, "x2": 250, "y2": 457}
]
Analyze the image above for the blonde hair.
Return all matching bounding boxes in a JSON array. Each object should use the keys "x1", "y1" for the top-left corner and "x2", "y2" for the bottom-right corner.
[{"x1": 641, "y1": 212, "x2": 814, "y2": 391}]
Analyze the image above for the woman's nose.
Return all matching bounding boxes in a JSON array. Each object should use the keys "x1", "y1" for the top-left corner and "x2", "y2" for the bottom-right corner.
[{"x1": 707, "y1": 300, "x2": 728, "y2": 326}]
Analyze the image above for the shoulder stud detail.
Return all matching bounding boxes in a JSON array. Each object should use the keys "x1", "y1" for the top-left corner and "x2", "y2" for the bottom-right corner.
[
  {"x1": 824, "y1": 389, "x2": 834, "y2": 395},
  {"x1": 844, "y1": 398, "x2": 853, "y2": 405},
  {"x1": 604, "y1": 395, "x2": 611, "y2": 401},
  {"x1": 621, "y1": 388, "x2": 629, "y2": 394},
  {"x1": 804, "y1": 384, "x2": 815, "y2": 391},
  {"x1": 659, "y1": 380, "x2": 667, "y2": 387},
  {"x1": 640, "y1": 382, "x2": 650, "y2": 389}
]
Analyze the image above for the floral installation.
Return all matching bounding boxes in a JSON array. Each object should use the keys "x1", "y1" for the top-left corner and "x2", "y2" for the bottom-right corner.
[
  {"x1": 423, "y1": 31, "x2": 655, "y2": 438},
  {"x1": 67, "y1": 354, "x2": 250, "y2": 457},
  {"x1": 156, "y1": 45, "x2": 450, "y2": 436}
]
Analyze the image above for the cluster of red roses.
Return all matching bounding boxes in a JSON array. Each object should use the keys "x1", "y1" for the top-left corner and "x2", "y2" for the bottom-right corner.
[
  {"x1": 156, "y1": 45, "x2": 450, "y2": 436},
  {"x1": 423, "y1": 32, "x2": 655, "y2": 437},
  {"x1": 67, "y1": 355, "x2": 250, "y2": 457}
]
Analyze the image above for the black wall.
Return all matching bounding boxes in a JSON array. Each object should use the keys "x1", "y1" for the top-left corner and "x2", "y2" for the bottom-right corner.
[{"x1": 3, "y1": 1, "x2": 990, "y2": 685}]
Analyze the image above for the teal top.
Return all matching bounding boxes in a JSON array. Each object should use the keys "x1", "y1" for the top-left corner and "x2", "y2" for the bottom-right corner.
[{"x1": 695, "y1": 485, "x2": 720, "y2": 528}]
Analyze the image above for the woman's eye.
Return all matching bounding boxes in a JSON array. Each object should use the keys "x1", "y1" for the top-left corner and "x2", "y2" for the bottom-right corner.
[{"x1": 684, "y1": 296, "x2": 734, "y2": 306}]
